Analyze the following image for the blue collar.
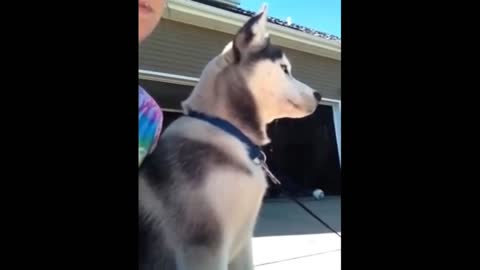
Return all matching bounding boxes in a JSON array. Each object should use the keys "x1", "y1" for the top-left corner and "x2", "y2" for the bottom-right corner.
[{"x1": 186, "y1": 110, "x2": 264, "y2": 163}]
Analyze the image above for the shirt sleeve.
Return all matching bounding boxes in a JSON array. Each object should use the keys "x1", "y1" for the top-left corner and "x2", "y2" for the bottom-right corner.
[{"x1": 139, "y1": 86, "x2": 163, "y2": 166}]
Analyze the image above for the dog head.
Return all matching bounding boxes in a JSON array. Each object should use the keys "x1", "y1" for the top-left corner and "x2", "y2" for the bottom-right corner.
[{"x1": 182, "y1": 5, "x2": 321, "y2": 143}]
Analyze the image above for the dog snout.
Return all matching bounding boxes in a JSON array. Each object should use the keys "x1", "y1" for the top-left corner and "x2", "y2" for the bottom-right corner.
[{"x1": 313, "y1": 91, "x2": 322, "y2": 102}]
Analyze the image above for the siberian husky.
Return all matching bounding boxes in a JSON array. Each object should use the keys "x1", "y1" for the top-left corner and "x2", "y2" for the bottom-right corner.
[{"x1": 139, "y1": 5, "x2": 322, "y2": 270}]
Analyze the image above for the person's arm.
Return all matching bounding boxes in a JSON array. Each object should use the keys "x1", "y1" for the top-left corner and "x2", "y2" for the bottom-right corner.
[{"x1": 139, "y1": 86, "x2": 163, "y2": 166}]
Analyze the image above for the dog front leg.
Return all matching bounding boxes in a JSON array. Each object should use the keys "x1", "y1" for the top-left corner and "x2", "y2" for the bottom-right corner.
[
  {"x1": 175, "y1": 244, "x2": 229, "y2": 270},
  {"x1": 228, "y1": 240, "x2": 254, "y2": 270}
]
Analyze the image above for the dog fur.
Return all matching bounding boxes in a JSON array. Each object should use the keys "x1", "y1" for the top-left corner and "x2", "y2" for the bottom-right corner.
[{"x1": 139, "y1": 5, "x2": 321, "y2": 270}]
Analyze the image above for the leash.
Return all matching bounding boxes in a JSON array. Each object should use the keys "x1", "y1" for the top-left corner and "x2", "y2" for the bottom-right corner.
[
  {"x1": 186, "y1": 109, "x2": 341, "y2": 238},
  {"x1": 260, "y1": 157, "x2": 341, "y2": 238}
]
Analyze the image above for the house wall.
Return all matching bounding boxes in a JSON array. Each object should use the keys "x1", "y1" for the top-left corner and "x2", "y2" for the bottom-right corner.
[{"x1": 140, "y1": 19, "x2": 341, "y2": 100}]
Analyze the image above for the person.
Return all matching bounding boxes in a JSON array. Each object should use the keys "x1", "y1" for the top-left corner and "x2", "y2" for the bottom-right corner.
[{"x1": 138, "y1": 0, "x2": 166, "y2": 166}]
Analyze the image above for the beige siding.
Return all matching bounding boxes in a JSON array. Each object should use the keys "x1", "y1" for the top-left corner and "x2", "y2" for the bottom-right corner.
[
  {"x1": 140, "y1": 19, "x2": 231, "y2": 78},
  {"x1": 140, "y1": 19, "x2": 340, "y2": 100}
]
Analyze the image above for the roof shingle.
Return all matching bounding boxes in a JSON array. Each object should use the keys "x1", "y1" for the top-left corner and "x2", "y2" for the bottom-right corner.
[{"x1": 191, "y1": 0, "x2": 341, "y2": 42}]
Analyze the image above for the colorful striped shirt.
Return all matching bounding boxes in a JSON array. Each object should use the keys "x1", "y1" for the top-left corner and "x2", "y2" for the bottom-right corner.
[{"x1": 139, "y1": 86, "x2": 163, "y2": 166}]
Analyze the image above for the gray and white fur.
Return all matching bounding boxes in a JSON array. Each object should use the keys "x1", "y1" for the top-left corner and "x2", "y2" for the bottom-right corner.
[{"x1": 139, "y1": 5, "x2": 322, "y2": 270}]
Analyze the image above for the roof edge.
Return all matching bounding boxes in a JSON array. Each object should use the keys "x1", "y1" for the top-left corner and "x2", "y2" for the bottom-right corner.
[{"x1": 165, "y1": 0, "x2": 341, "y2": 60}]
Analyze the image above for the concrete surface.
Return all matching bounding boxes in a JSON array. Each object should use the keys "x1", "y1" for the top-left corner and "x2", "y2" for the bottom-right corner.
[{"x1": 252, "y1": 196, "x2": 341, "y2": 270}]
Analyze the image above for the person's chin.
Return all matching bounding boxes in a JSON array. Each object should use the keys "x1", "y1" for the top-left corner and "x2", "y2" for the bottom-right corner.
[{"x1": 139, "y1": 18, "x2": 154, "y2": 42}]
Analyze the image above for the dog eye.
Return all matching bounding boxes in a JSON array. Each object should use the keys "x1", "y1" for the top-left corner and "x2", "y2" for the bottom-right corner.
[{"x1": 280, "y1": 64, "x2": 289, "y2": 75}]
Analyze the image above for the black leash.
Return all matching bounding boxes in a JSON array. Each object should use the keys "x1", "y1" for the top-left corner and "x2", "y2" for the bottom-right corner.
[
  {"x1": 280, "y1": 188, "x2": 342, "y2": 238},
  {"x1": 261, "y1": 160, "x2": 342, "y2": 238},
  {"x1": 264, "y1": 120, "x2": 341, "y2": 238}
]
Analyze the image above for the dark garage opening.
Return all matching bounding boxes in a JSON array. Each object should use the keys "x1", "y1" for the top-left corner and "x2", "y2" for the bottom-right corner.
[{"x1": 264, "y1": 105, "x2": 341, "y2": 197}]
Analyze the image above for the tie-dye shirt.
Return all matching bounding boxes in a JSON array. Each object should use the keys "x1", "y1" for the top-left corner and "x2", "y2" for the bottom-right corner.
[{"x1": 139, "y1": 86, "x2": 163, "y2": 166}]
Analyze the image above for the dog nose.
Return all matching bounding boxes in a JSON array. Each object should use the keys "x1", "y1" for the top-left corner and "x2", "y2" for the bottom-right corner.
[{"x1": 313, "y1": 91, "x2": 322, "y2": 102}]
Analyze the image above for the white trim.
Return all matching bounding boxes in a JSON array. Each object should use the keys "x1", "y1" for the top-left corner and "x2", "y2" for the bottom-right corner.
[
  {"x1": 140, "y1": 69, "x2": 341, "y2": 163},
  {"x1": 139, "y1": 70, "x2": 341, "y2": 103},
  {"x1": 139, "y1": 69, "x2": 197, "y2": 86},
  {"x1": 319, "y1": 99, "x2": 341, "y2": 164},
  {"x1": 165, "y1": 0, "x2": 341, "y2": 60},
  {"x1": 162, "y1": 108, "x2": 184, "y2": 113},
  {"x1": 332, "y1": 103, "x2": 341, "y2": 164},
  {"x1": 321, "y1": 98, "x2": 341, "y2": 104}
]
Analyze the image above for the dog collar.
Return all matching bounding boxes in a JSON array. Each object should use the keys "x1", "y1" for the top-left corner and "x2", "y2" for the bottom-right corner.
[{"x1": 186, "y1": 110, "x2": 265, "y2": 164}]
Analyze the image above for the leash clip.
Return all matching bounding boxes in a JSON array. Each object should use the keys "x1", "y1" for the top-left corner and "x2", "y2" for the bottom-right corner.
[
  {"x1": 252, "y1": 151, "x2": 281, "y2": 185},
  {"x1": 253, "y1": 150, "x2": 266, "y2": 165},
  {"x1": 262, "y1": 163, "x2": 282, "y2": 185}
]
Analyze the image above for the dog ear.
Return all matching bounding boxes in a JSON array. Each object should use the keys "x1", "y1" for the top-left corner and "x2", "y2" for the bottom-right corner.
[
  {"x1": 220, "y1": 41, "x2": 235, "y2": 64},
  {"x1": 233, "y1": 4, "x2": 268, "y2": 62}
]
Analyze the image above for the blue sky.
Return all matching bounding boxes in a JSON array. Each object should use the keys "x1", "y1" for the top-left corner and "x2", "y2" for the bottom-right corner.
[{"x1": 240, "y1": 0, "x2": 341, "y2": 37}]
